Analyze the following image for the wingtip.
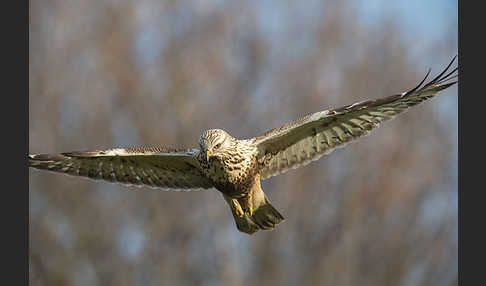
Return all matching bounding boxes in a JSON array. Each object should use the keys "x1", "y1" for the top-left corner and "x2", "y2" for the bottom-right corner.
[
  {"x1": 28, "y1": 154, "x2": 42, "y2": 162},
  {"x1": 404, "y1": 68, "x2": 431, "y2": 96},
  {"x1": 404, "y1": 56, "x2": 458, "y2": 96},
  {"x1": 28, "y1": 153, "x2": 70, "y2": 162}
]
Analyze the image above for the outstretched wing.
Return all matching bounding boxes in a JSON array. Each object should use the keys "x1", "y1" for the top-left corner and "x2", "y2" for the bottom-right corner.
[
  {"x1": 253, "y1": 57, "x2": 458, "y2": 179},
  {"x1": 29, "y1": 146, "x2": 213, "y2": 190}
]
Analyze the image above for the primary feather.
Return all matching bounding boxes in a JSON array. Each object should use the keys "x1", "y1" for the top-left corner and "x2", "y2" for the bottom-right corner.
[
  {"x1": 253, "y1": 57, "x2": 457, "y2": 179},
  {"x1": 29, "y1": 147, "x2": 213, "y2": 190}
]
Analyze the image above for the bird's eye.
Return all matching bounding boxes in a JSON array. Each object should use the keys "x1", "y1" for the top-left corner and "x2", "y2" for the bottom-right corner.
[{"x1": 215, "y1": 143, "x2": 222, "y2": 149}]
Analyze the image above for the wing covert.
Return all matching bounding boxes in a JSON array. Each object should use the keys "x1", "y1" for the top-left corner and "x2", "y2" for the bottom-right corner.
[
  {"x1": 28, "y1": 146, "x2": 213, "y2": 190},
  {"x1": 253, "y1": 57, "x2": 458, "y2": 179}
]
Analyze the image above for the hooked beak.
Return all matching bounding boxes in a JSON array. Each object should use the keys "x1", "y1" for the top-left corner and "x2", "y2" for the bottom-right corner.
[{"x1": 206, "y1": 149, "x2": 212, "y2": 162}]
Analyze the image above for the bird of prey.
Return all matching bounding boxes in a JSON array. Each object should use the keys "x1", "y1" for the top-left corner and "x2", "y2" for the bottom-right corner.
[{"x1": 29, "y1": 57, "x2": 458, "y2": 234}]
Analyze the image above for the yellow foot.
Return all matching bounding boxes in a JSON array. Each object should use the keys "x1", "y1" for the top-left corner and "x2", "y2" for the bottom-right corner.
[
  {"x1": 232, "y1": 199, "x2": 244, "y2": 217},
  {"x1": 247, "y1": 205, "x2": 253, "y2": 216}
]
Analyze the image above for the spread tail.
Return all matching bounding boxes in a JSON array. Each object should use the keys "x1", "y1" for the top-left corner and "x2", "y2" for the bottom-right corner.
[
  {"x1": 250, "y1": 196, "x2": 284, "y2": 231},
  {"x1": 223, "y1": 187, "x2": 284, "y2": 235}
]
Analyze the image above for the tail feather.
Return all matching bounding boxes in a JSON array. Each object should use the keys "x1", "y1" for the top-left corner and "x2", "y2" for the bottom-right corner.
[
  {"x1": 251, "y1": 197, "x2": 284, "y2": 230},
  {"x1": 223, "y1": 191, "x2": 284, "y2": 235},
  {"x1": 232, "y1": 213, "x2": 260, "y2": 234}
]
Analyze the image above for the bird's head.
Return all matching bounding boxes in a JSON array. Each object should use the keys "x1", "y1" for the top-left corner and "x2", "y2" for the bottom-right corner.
[{"x1": 198, "y1": 129, "x2": 233, "y2": 162}]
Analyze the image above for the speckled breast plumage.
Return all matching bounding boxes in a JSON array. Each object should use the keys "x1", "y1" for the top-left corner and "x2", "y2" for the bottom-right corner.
[{"x1": 198, "y1": 140, "x2": 258, "y2": 197}]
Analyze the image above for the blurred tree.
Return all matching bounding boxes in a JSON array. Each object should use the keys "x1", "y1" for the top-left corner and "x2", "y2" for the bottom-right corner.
[{"x1": 29, "y1": 0, "x2": 457, "y2": 285}]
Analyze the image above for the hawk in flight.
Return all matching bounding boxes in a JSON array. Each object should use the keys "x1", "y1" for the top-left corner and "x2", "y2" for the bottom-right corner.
[{"x1": 29, "y1": 57, "x2": 458, "y2": 234}]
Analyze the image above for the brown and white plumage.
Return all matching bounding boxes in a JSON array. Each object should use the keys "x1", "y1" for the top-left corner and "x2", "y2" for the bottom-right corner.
[
  {"x1": 253, "y1": 57, "x2": 458, "y2": 179},
  {"x1": 29, "y1": 147, "x2": 213, "y2": 190},
  {"x1": 29, "y1": 57, "x2": 457, "y2": 234}
]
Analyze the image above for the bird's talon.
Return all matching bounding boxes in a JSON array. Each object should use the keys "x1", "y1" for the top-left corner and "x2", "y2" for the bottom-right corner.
[
  {"x1": 235, "y1": 205, "x2": 244, "y2": 217},
  {"x1": 232, "y1": 199, "x2": 244, "y2": 217},
  {"x1": 247, "y1": 206, "x2": 253, "y2": 216}
]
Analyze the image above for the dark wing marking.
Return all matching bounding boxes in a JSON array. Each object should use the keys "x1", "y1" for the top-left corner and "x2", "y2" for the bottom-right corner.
[
  {"x1": 253, "y1": 56, "x2": 458, "y2": 179},
  {"x1": 29, "y1": 147, "x2": 214, "y2": 190}
]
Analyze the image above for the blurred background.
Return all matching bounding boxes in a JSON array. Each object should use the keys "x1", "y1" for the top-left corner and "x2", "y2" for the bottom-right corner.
[{"x1": 29, "y1": 0, "x2": 457, "y2": 285}]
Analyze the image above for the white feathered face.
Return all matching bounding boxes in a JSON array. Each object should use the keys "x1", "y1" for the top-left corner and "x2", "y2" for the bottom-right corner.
[{"x1": 198, "y1": 129, "x2": 232, "y2": 161}]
